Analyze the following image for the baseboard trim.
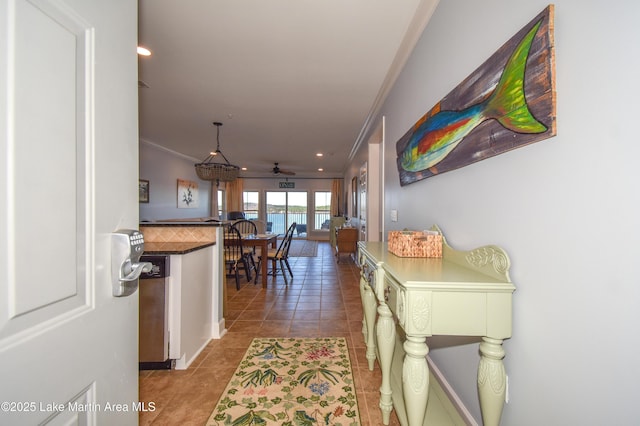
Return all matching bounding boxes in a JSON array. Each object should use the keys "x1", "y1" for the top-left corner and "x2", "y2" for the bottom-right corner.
[
  {"x1": 211, "y1": 318, "x2": 227, "y2": 339},
  {"x1": 175, "y1": 338, "x2": 211, "y2": 370},
  {"x1": 427, "y1": 356, "x2": 479, "y2": 426}
]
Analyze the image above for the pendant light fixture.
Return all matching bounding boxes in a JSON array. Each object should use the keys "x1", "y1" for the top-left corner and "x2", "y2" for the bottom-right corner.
[{"x1": 194, "y1": 122, "x2": 240, "y2": 185}]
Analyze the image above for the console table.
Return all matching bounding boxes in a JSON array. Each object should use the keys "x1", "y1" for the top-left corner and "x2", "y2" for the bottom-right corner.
[
  {"x1": 335, "y1": 227, "x2": 358, "y2": 262},
  {"x1": 358, "y1": 225, "x2": 515, "y2": 426}
]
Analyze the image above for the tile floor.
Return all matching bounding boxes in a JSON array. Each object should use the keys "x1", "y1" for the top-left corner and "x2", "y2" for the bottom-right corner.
[{"x1": 138, "y1": 242, "x2": 400, "y2": 425}]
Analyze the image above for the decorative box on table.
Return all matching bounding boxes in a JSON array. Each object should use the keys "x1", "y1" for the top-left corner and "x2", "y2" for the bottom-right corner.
[{"x1": 387, "y1": 230, "x2": 442, "y2": 258}]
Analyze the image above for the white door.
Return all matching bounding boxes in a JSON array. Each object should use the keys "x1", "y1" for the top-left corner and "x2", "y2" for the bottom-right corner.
[
  {"x1": 0, "y1": 0, "x2": 140, "y2": 424},
  {"x1": 365, "y1": 118, "x2": 383, "y2": 242}
]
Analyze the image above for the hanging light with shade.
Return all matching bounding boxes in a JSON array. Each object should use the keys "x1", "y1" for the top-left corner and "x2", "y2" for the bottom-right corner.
[{"x1": 194, "y1": 122, "x2": 240, "y2": 186}]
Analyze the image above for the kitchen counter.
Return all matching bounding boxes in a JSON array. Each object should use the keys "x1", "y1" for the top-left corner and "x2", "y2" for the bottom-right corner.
[
  {"x1": 140, "y1": 222, "x2": 220, "y2": 255},
  {"x1": 144, "y1": 241, "x2": 215, "y2": 255},
  {"x1": 139, "y1": 222, "x2": 226, "y2": 370},
  {"x1": 140, "y1": 221, "x2": 225, "y2": 226}
]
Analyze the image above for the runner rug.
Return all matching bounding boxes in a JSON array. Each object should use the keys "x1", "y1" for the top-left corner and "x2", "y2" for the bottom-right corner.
[
  {"x1": 287, "y1": 240, "x2": 318, "y2": 257},
  {"x1": 206, "y1": 337, "x2": 361, "y2": 426}
]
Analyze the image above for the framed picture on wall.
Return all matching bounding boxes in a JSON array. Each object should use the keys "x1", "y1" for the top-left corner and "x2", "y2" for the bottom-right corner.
[
  {"x1": 139, "y1": 179, "x2": 149, "y2": 203},
  {"x1": 395, "y1": 6, "x2": 556, "y2": 186},
  {"x1": 177, "y1": 179, "x2": 198, "y2": 208}
]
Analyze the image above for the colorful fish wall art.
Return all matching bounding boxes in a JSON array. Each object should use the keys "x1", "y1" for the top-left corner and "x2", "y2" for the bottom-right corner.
[{"x1": 396, "y1": 5, "x2": 556, "y2": 186}]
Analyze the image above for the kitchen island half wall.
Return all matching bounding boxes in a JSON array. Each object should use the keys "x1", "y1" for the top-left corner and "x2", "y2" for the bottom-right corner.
[{"x1": 140, "y1": 222, "x2": 225, "y2": 370}]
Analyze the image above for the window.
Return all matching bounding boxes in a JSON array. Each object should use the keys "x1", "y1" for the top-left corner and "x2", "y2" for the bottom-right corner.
[
  {"x1": 217, "y1": 190, "x2": 225, "y2": 219},
  {"x1": 243, "y1": 191, "x2": 259, "y2": 220},
  {"x1": 314, "y1": 191, "x2": 331, "y2": 231},
  {"x1": 266, "y1": 191, "x2": 307, "y2": 235}
]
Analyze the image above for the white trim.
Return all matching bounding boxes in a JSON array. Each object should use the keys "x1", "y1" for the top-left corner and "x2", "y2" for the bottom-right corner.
[
  {"x1": 427, "y1": 356, "x2": 479, "y2": 426},
  {"x1": 348, "y1": 0, "x2": 440, "y2": 162},
  {"x1": 211, "y1": 318, "x2": 227, "y2": 339},
  {"x1": 175, "y1": 337, "x2": 211, "y2": 370},
  {"x1": 140, "y1": 138, "x2": 201, "y2": 162}
]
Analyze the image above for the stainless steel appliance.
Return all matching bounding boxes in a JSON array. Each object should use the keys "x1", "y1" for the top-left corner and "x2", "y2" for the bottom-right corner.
[{"x1": 139, "y1": 255, "x2": 171, "y2": 370}]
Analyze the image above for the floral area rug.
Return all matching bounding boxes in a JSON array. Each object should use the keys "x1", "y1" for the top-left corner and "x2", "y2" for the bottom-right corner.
[{"x1": 206, "y1": 337, "x2": 361, "y2": 425}]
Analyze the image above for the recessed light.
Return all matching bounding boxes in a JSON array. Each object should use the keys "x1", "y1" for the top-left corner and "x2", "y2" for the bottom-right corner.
[
  {"x1": 137, "y1": 46, "x2": 151, "y2": 56},
  {"x1": 318, "y1": 168, "x2": 324, "y2": 172},
  {"x1": 241, "y1": 167, "x2": 247, "y2": 171},
  {"x1": 316, "y1": 153, "x2": 323, "y2": 157}
]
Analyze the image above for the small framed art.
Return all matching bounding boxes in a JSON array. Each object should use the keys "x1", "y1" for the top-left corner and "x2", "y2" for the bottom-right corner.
[{"x1": 177, "y1": 179, "x2": 198, "y2": 208}]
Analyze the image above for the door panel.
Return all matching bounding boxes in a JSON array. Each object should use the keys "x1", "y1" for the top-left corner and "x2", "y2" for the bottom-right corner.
[
  {"x1": 0, "y1": 0, "x2": 139, "y2": 424},
  {"x1": 6, "y1": 0, "x2": 89, "y2": 331}
]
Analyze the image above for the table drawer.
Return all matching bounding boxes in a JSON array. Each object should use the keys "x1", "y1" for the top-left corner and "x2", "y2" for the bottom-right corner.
[
  {"x1": 382, "y1": 274, "x2": 403, "y2": 324},
  {"x1": 383, "y1": 274, "x2": 434, "y2": 335},
  {"x1": 359, "y1": 250, "x2": 378, "y2": 291}
]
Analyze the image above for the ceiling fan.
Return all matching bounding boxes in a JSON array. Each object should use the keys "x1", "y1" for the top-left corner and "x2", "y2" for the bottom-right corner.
[{"x1": 272, "y1": 163, "x2": 295, "y2": 176}]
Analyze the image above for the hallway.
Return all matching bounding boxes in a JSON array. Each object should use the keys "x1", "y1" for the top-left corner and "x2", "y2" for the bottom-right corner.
[{"x1": 139, "y1": 242, "x2": 397, "y2": 425}]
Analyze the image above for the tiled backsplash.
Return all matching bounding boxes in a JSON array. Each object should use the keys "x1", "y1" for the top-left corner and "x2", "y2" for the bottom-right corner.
[{"x1": 140, "y1": 225, "x2": 216, "y2": 243}]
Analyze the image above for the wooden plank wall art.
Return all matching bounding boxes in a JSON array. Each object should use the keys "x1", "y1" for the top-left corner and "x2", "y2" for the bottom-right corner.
[{"x1": 396, "y1": 5, "x2": 556, "y2": 186}]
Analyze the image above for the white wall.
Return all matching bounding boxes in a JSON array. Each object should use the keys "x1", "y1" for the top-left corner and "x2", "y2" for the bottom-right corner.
[
  {"x1": 139, "y1": 140, "x2": 212, "y2": 221},
  {"x1": 352, "y1": 0, "x2": 640, "y2": 424}
]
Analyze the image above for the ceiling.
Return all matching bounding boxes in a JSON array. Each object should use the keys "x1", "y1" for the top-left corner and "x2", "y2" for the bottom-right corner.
[{"x1": 138, "y1": 0, "x2": 437, "y2": 178}]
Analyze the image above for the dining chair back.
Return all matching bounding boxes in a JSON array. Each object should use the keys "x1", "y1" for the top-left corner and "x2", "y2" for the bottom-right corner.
[
  {"x1": 232, "y1": 219, "x2": 257, "y2": 237},
  {"x1": 224, "y1": 226, "x2": 251, "y2": 290},
  {"x1": 227, "y1": 211, "x2": 245, "y2": 220},
  {"x1": 249, "y1": 219, "x2": 267, "y2": 234},
  {"x1": 231, "y1": 219, "x2": 258, "y2": 277},
  {"x1": 254, "y1": 222, "x2": 296, "y2": 285}
]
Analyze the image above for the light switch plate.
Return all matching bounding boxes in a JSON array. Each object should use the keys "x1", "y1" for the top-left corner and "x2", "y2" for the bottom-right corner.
[{"x1": 390, "y1": 209, "x2": 398, "y2": 222}]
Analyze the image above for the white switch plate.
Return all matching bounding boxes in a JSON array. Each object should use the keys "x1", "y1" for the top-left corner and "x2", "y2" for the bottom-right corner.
[{"x1": 390, "y1": 209, "x2": 398, "y2": 222}]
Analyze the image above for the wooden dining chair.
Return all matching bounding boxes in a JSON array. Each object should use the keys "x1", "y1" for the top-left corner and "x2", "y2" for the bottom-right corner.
[
  {"x1": 224, "y1": 226, "x2": 252, "y2": 289},
  {"x1": 254, "y1": 222, "x2": 296, "y2": 285},
  {"x1": 232, "y1": 219, "x2": 257, "y2": 237},
  {"x1": 249, "y1": 219, "x2": 267, "y2": 234},
  {"x1": 231, "y1": 219, "x2": 258, "y2": 277},
  {"x1": 227, "y1": 211, "x2": 245, "y2": 220}
]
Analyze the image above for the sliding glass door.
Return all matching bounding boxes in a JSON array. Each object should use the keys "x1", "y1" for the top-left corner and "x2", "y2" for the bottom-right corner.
[{"x1": 266, "y1": 191, "x2": 307, "y2": 236}]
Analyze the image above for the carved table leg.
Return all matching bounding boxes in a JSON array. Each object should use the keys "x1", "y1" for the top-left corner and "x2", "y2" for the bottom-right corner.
[
  {"x1": 402, "y1": 335, "x2": 429, "y2": 426},
  {"x1": 376, "y1": 302, "x2": 395, "y2": 425},
  {"x1": 359, "y1": 275, "x2": 368, "y2": 346},
  {"x1": 361, "y1": 278, "x2": 378, "y2": 371},
  {"x1": 478, "y1": 337, "x2": 506, "y2": 426}
]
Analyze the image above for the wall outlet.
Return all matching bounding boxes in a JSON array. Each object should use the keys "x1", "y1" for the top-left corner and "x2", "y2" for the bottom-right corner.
[{"x1": 390, "y1": 209, "x2": 398, "y2": 222}]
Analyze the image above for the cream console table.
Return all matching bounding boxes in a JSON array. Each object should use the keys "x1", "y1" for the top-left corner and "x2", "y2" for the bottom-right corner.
[{"x1": 358, "y1": 225, "x2": 515, "y2": 426}]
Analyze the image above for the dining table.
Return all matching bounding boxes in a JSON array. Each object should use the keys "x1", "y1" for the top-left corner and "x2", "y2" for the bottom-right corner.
[{"x1": 241, "y1": 233, "x2": 278, "y2": 287}]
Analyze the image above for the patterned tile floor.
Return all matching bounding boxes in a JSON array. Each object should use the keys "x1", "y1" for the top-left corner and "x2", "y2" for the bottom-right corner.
[{"x1": 139, "y1": 242, "x2": 401, "y2": 425}]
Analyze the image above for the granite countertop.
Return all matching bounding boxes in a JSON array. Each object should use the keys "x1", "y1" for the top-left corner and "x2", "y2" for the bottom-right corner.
[
  {"x1": 144, "y1": 241, "x2": 215, "y2": 255},
  {"x1": 140, "y1": 221, "x2": 225, "y2": 227}
]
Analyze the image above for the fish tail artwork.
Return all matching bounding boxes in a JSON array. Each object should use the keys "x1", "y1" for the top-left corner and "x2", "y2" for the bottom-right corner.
[
  {"x1": 485, "y1": 20, "x2": 547, "y2": 134},
  {"x1": 400, "y1": 19, "x2": 546, "y2": 174}
]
